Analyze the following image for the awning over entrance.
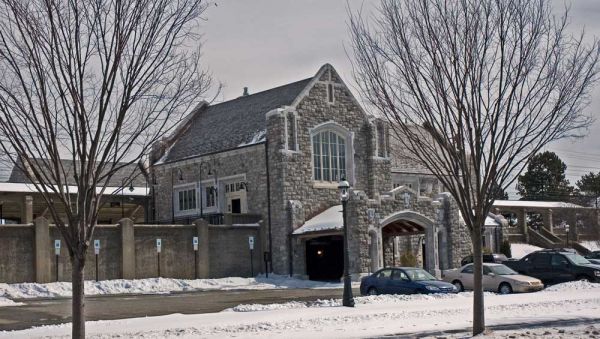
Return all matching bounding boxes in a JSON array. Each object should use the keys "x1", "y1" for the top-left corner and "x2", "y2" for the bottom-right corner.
[
  {"x1": 293, "y1": 205, "x2": 343, "y2": 236},
  {"x1": 382, "y1": 219, "x2": 426, "y2": 236}
]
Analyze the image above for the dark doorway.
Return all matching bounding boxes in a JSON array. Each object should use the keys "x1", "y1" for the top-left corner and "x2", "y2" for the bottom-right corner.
[
  {"x1": 306, "y1": 236, "x2": 344, "y2": 281},
  {"x1": 231, "y1": 199, "x2": 241, "y2": 213}
]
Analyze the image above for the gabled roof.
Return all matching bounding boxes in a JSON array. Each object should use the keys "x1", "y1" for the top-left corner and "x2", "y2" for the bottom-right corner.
[
  {"x1": 7, "y1": 159, "x2": 146, "y2": 187},
  {"x1": 161, "y1": 77, "x2": 313, "y2": 162}
]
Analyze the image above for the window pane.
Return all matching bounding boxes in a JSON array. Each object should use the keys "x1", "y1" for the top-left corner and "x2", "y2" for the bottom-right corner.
[
  {"x1": 178, "y1": 191, "x2": 184, "y2": 211},
  {"x1": 322, "y1": 132, "x2": 330, "y2": 181},
  {"x1": 339, "y1": 135, "x2": 346, "y2": 179}
]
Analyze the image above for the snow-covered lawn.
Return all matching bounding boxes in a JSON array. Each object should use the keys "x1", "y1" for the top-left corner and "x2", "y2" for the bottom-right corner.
[
  {"x1": 510, "y1": 243, "x2": 543, "y2": 259},
  {"x1": 0, "y1": 274, "x2": 348, "y2": 300},
  {"x1": 2, "y1": 281, "x2": 599, "y2": 338}
]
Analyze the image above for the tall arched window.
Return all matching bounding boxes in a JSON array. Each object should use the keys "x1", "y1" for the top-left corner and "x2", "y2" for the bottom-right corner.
[{"x1": 312, "y1": 130, "x2": 346, "y2": 182}]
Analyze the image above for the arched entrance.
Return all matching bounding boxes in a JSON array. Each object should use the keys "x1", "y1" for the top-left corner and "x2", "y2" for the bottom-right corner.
[
  {"x1": 305, "y1": 235, "x2": 344, "y2": 281},
  {"x1": 377, "y1": 211, "x2": 440, "y2": 275}
]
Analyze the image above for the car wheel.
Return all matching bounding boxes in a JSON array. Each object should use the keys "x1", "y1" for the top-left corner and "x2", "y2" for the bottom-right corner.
[
  {"x1": 452, "y1": 280, "x2": 464, "y2": 292},
  {"x1": 498, "y1": 283, "x2": 512, "y2": 295},
  {"x1": 576, "y1": 275, "x2": 591, "y2": 282},
  {"x1": 367, "y1": 287, "x2": 378, "y2": 296}
]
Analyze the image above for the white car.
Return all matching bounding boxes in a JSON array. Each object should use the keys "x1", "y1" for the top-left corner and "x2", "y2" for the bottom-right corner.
[{"x1": 442, "y1": 263, "x2": 544, "y2": 294}]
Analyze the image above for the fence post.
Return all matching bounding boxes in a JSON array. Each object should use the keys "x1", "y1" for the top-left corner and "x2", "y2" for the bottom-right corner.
[
  {"x1": 194, "y1": 219, "x2": 210, "y2": 278},
  {"x1": 119, "y1": 218, "x2": 136, "y2": 279},
  {"x1": 34, "y1": 217, "x2": 51, "y2": 283}
]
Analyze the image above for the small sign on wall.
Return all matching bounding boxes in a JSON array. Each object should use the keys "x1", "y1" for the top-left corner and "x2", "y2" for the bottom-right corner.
[
  {"x1": 54, "y1": 239, "x2": 61, "y2": 255},
  {"x1": 248, "y1": 236, "x2": 255, "y2": 250},
  {"x1": 156, "y1": 238, "x2": 162, "y2": 253},
  {"x1": 367, "y1": 208, "x2": 375, "y2": 222},
  {"x1": 94, "y1": 239, "x2": 100, "y2": 255},
  {"x1": 193, "y1": 236, "x2": 199, "y2": 251}
]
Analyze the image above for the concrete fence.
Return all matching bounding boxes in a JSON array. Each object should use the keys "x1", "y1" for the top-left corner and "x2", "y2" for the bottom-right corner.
[{"x1": 0, "y1": 217, "x2": 263, "y2": 284}]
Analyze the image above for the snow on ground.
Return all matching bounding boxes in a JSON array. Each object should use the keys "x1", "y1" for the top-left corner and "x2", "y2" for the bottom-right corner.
[
  {"x1": 3, "y1": 282, "x2": 599, "y2": 338},
  {"x1": 0, "y1": 297, "x2": 21, "y2": 307},
  {"x1": 580, "y1": 240, "x2": 600, "y2": 251},
  {"x1": 510, "y1": 243, "x2": 543, "y2": 259},
  {"x1": 0, "y1": 274, "x2": 349, "y2": 300}
]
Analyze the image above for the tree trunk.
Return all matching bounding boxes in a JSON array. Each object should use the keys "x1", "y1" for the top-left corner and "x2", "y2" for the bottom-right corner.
[
  {"x1": 71, "y1": 254, "x2": 85, "y2": 339},
  {"x1": 472, "y1": 221, "x2": 485, "y2": 335}
]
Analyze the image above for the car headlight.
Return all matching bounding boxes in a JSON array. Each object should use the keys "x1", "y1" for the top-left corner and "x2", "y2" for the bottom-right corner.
[
  {"x1": 594, "y1": 270, "x2": 600, "y2": 277},
  {"x1": 517, "y1": 281, "x2": 532, "y2": 285},
  {"x1": 425, "y1": 285, "x2": 440, "y2": 291}
]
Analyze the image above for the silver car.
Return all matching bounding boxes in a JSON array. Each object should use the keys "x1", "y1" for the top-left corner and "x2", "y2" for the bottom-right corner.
[{"x1": 442, "y1": 263, "x2": 544, "y2": 294}]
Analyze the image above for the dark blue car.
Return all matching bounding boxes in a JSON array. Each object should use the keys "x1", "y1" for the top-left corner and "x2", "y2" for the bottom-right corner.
[{"x1": 360, "y1": 267, "x2": 458, "y2": 295}]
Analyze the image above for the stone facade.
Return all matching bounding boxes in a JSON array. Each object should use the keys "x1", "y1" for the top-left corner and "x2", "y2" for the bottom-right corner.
[{"x1": 150, "y1": 64, "x2": 475, "y2": 279}]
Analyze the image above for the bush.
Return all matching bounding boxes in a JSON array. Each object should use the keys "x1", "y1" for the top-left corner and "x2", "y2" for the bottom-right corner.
[
  {"x1": 400, "y1": 251, "x2": 417, "y2": 267},
  {"x1": 500, "y1": 240, "x2": 512, "y2": 258},
  {"x1": 482, "y1": 247, "x2": 492, "y2": 254}
]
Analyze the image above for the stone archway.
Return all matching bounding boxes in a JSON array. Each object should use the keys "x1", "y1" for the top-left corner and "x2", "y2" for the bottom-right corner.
[{"x1": 378, "y1": 211, "x2": 440, "y2": 276}]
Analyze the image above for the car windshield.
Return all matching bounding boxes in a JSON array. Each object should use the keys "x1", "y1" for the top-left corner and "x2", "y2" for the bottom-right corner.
[
  {"x1": 564, "y1": 253, "x2": 591, "y2": 265},
  {"x1": 489, "y1": 265, "x2": 518, "y2": 275},
  {"x1": 404, "y1": 268, "x2": 437, "y2": 281}
]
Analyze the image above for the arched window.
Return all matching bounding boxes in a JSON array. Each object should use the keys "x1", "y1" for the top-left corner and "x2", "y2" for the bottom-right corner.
[{"x1": 312, "y1": 130, "x2": 346, "y2": 182}]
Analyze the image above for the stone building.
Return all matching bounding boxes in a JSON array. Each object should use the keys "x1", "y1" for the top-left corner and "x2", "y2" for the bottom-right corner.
[{"x1": 150, "y1": 64, "x2": 479, "y2": 280}]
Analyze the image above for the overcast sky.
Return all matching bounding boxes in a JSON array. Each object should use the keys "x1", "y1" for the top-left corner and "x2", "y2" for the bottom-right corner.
[{"x1": 200, "y1": 0, "x2": 600, "y2": 198}]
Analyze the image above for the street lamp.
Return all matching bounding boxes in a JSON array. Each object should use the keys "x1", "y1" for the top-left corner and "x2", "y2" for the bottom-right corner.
[
  {"x1": 338, "y1": 178, "x2": 355, "y2": 308},
  {"x1": 565, "y1": 224, "x2": 570, "y2": 247},
  {"x1": 198, "y1": 161, "x2": 212, "y2": 219}
]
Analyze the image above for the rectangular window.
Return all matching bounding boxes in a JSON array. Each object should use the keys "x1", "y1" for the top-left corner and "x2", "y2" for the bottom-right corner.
[
  {"x1": 327, "y1": 83, "x2": 334, "y2": 103},
  {"x1": 205, "y1": 186, "x2": 216, "y2": 208},
  {"x1": 322, "y1": 131, "x2": 330, "y2": 181},
  {"x1": 177, "y1": 188, "x2": 196, "y2": 211},
  {"x1": 287, "y1": 113, "x2": 296, "y2": 151},
  {"x1": 313, "y1": 133, "x2": 321, "y2": 180},
  {"x1": 338, "y1": 135, "x2": 346, "y2": 179}
]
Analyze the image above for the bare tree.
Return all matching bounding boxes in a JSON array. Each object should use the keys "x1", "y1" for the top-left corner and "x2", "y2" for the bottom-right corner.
[
  {"x1": 349, "y1": 0, "x2": 599, "y2": 335},
  {"x1": 0, "y1": 0, "x2": 213, "y2": 337}
]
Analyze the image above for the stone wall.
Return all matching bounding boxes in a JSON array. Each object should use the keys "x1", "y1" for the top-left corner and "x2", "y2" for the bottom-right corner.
[
  {"x1": 0, "y1": 218, "x2": 262, "y2": 283},
  {"x1": 0, "y1": 225, "x2": 35, "y2": 283},
  {"x1": 152, "y1": 144, "x2": 268, "y2": 225}
]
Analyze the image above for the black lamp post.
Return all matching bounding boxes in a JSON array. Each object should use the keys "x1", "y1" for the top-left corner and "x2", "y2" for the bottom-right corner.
[
  {"x1": 338, "y1": 178, "x2": 355, "y2": 307},
  {"x1": 171, "y1": 168, "x2": 184, "y2": 223},
  {"x1": 198, "y1": 161, "x2": 212, "y2": 219}
]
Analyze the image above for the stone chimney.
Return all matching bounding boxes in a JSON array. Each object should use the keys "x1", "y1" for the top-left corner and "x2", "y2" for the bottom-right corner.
[{"x1": 243, "y1": 87, "x2": 249, "y2": 96}]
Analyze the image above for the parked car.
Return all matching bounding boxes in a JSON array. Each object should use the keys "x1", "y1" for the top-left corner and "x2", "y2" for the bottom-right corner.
[
  {"x1": 585, "y1": 251, "x2": 600, "y2": 260},
  {"x1": 588, "y1": 258, "x2": 600, "y2": 265},
  {"x1": 460, "y1": 253, "x2": 508, "y2": 267},
  {"x1": 503, "y1": 249, "x2": 600, "y2": 284},
  {"x1": 360, "y1": 267, "x2": 458, "y2": 296},
  {"x1": 442, "y1": 263, "x2": 543, "y2": 294}
]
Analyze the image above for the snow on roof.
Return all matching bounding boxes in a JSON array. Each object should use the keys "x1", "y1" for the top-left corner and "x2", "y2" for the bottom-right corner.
[
  {"x1": 485, "y1": 215, "x2": 500, "y2": 226},
  {"x1": 493, "y1": 200, "x2": 582, "y2": 209},
  {"x1": 0, "y1": 182, "x2": 148, "y2": 196},
  {"x1": 293, "y1": 205, "x2": 343, "y2": 235}
]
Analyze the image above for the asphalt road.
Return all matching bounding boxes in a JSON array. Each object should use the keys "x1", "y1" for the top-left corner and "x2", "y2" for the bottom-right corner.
[{"x1": 0, "y1": 288, "x2": 359, "y2": 331}]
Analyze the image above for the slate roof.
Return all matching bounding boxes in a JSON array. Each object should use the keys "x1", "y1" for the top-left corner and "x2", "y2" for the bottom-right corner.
[
  {"x1": 163, "y1": 77, "x2": 313, "y2": 162},
  {"x1": 7, "y1": 159, "x2": 146, "y2": 187}
]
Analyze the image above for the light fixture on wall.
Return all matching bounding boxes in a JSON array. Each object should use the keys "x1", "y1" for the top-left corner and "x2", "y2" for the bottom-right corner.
[{"x1": 239, "y1": 181, "x2": 249, "y2": 192}]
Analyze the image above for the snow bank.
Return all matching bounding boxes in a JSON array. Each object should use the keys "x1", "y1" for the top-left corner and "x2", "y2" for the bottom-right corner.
[
  {"x1": 544, "y1": 280, "x2": 600, "y2": 292},
  {"x1": 0, "y1": 297, "x2": 22, "y2": 307},
  {"x1": 510, "y1": 243, "x2": 543, "y2": 259},
  {"x1": 580, "y1": 240, "x2": 600, "y2": 252},
  {"x1": 224, "y1": 292, "x2": 498, "y2": 313},
  {"x1": 0, "y1": 275, "x2": 347, "y2": 300}
]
